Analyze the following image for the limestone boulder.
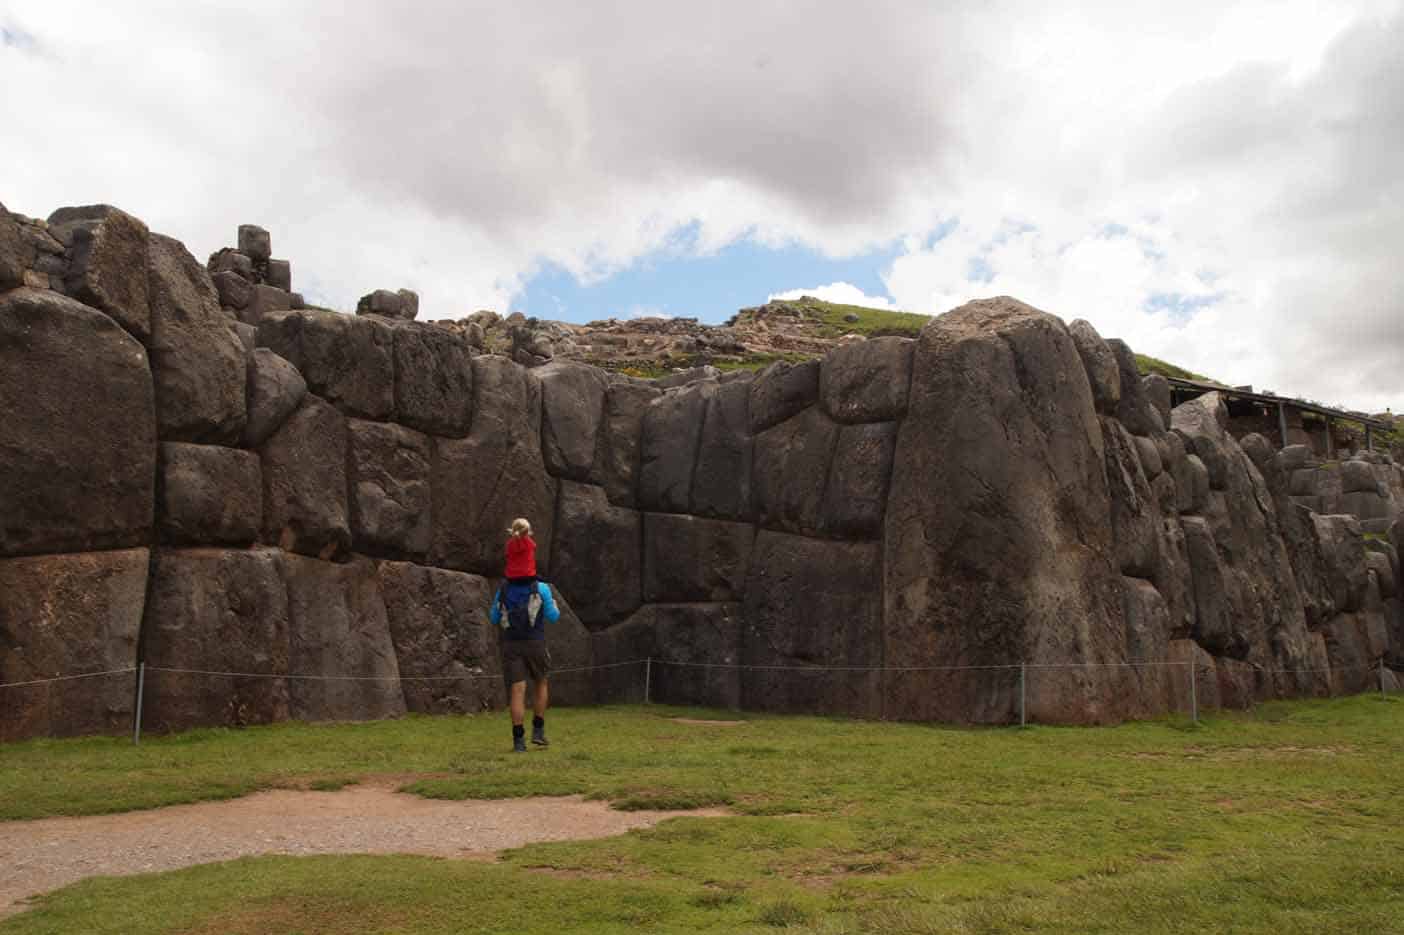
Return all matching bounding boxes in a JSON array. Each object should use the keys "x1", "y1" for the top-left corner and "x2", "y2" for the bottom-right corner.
[
  {"x1": 0, "y1": 549, "x2": 147, "y2": 741},
  {"x1": 593, "y1": 603, "x2": 742, "y2": 708},
  {"x1": 0, "y1": 288, "x2": 155, "y2": 556},
  {"x1": 884, "y1": 297, "x2": 1130, "y2": 724},
  {"x1": 1341, "y1": 459, "x2": 1378, "y2": 494},
  {"x1": 157, "y1": 443, "x2": 261, "y2": 546},
  {"x1": 393, "y1": 322, "x2": 474, "y2": 437},
  {"x1": 752, "y1": 406, "x2": 839, "y2": 537},
  {"x1": 742, "y1": 531, "x2": 882, "y2": 717},
  {"x1": 258, "y1": 310, "x2": 395, "y2": 420},
  {"x1": 643, "y1": 512, "x2": 754, "y2": 603},
  {"x1": 591, "y1": 380, "x2": 661, "y2": 507},
  {"x1": 140, "y1": 548, "x2": 290, "y2": 732},
  {"x1": 243, "y1": 285, "x2": 292, "y2": 326},
  {"x1": 749, "y1": 359, "x2": 820, "y2": 432},
  {"x1": 378, "y1": 561, "x2": 498, "y2": 714},
  {"x1": 1108, "y1": 339, "x2": 1156, "y2": 437},
  {"x1": 238, "y1": 224, "x2": 271, "y2": 262},
  {"x1": 535, "y1": 587, "x2": 594, "y2": 706},
  {"x1": 638, "y1": 382, "x2": 711, "y2": 514},
  {"x1": 1120, "y1": 577, "x2": 1176, "y2": 714},
  {"x1": 1068, "y1": 319, "x2": 1122, "y2": 415},
  {"x1": 691, "y1": 377, "x2": 753, "y2": 520},
  {"x1": 243, "y1": 348, "x2": 307, "y2": 447},
  {"x1": 280, "y1": 555, "x2": 406, "y2": 722},
  {"x1": 260, "y1": 396, "x2": 351, "y2": 560},
  {"x1": 1143, "y1": 374, "x2": 1172, "y2": 428},
  {"x1": 48, "y1": 205, "x2": 151, "y2": 340},
  {"x1": 348, "y1": 420, "x2": 432, "y2": 559},
  {"x1": 1366, "y1": 550, "x2": 1396, "y2": 599},
  {"x1": 1171, "y1": 394, "x2": 1232, "y2": 490},
  {"x1": 549, "y1": 481, "x2": 642, "y2": 628},
  {"x1": 146, "y1": 233, "x2": 247, "y2": 443},
  {"x1": 820, "y1": 421, "x2": 897, "y2": 539},
  {"x1": 1104, "y1": 418, "x2": 1163, "y2": 579},
  {"x1": 212, "y1": 270, "x2": 252, "y2": 310},
  {"x1": 1321, "y1": 613, "x2": 1378, "y2": 695},
  {"x1": 1175, "y1": 453, "x2": 1210, "y2": 514},
  {"x1": 430, "y1": 356, "x2": 554, "y2": 576},
  {"x1": 538, "y1": 360, "x2": 607, "y2": 480},
  {"x1": 1312, "y1": 514, "x2": 1370, "y2": 614},
  {"x1": 1181, "y1": 516, "x2": 1245, "y2": 657},
  {"x1": 819, "y1": 336, "x2": 913, "y2": 423},
  {"x1": 0, "y1": 205, "x2": 30, "y2": 289}
]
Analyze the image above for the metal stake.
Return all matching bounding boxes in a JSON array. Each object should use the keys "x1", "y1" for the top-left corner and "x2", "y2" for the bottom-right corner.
[
  {"x1": 1019, "y1": 663, "x2": 1027, "y2": 727},
  {"x1": 644, "y1": 657, "x2": 652, "y2": 705},
  {"x1": 1382, "y1": 657, "x2": 1388, "y2": 698},
  {"x1": 132, "y1": 662, "x2": 146, "y2": 745},
  {"x1": 1190, "y1": 661, "x2": 1199, "y2": 725}
]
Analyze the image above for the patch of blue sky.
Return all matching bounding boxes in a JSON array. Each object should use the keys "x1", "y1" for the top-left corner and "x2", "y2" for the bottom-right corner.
[
  {"x1": 517, "y1": 232, "x2": 905, "y2": 324},
  {"x1": 1, "y1": 24, "x2": 36, "y2": 51},
  {"x1": 1144, "y1": 291, "x2": 1223, "y2": 325}
]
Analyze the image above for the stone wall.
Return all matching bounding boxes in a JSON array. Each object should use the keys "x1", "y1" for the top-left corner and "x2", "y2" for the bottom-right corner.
[{"x1": 2, "y1": 201, "x2": 1401, "y2": 740}]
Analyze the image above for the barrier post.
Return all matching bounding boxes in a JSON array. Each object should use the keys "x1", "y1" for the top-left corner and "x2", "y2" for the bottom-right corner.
[
  {"x1": 132, "y1": 662, "x2": 146, "y2": 745},
  {"x1": 1019, "y1": 663, "x2": 1026, "y2": 727},
  {"x1": 644, "y1": 657, "x2": 652, "y2": 705},
  {"x1": 1189, "y1": 661, "x2": 1199, "y2": 726},
  {"x1": 1382, "y1": 657, "x2": 1388, "y2": 698}
]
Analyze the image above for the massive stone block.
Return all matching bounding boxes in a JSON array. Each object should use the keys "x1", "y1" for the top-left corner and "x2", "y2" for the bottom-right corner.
[
  {"x1": 1312, "y1": 514, "x2": 1369, "y2": 615},
  {"x1": 1103, "y1": 417, "x2": 1164, "y2": 579},
  {"x1": 642, "y1": 512, "x2": 754, "y2": 603},
  {"x1": 0, "y1": 204, "x2": 32, "y2": 289},
  {"x1": 593, "y1": 603, "x2": 742, "y2": 708},
  {"x1": 348, "y1": 420, "x2": 433, "y2": 558},
  {"x1": 393, "y1": 322, "x2": 474, "y2": 436},
  {"x1": 592, "y1": 379, "x2": 661, "y2": 507},
  {"x1": 549, "y1": 481, "x2": 642, "y2": 628},
  {"x1": 260, "y1": 395, "x2": 351, "y2": 559},
  {"x1": 0, "y1": 288, "x2": 155, "y2": 557},
  {"x1": 538, "y1": 588, "x2": 594, "y2": 706},
  {"x1": 377, "y1": 561, "x2": 498, "y2": 714},
  {"x1": 280, "y1": 555, "x2": 406, "y2": 722},
  {"x1": 749, "y1": 358, "x2": 820, "y2": 432},
  {"x1": 48, "y1": 205, "x2": 151, "y2": 340},
  {"x1": 1120, "y1": 576, "x2": 1175, "y2": 714},
  {"x1": 242, "y1": 348, "x2": 307, "y2": 447},
  {"x1": 258, "y1": 309, "x2": 395, "y2": 419},
  {"x1": 819, "y1": 336, "x2": 913, "y2": 423},
  {"x1": 430, "y1": 356, "x2": 555, "y2": 576},
  {"x1": 752, "y1": 406, "x2": 839, "y2": 537},
  {"x1": 1107, "y1": 338, "x2": 1159, "y2": 438},
  {"x1": 821, "y1": 421, "x2": 897, "y2": 539},
  {"x1": 691, "y1": 377, "x2": 753, "y2": 520},
  {"x1": 0, "y1": 549, "x2": 147, "y2": 741},
  {"x1": 884, "y1": 298, "x2": 1130, "y2": 724},
  {"x1": 140, "y1": 548, "x2": 290, "y2": 732},
  {"x1": 1068, "y1": 319, "x2": 1122, "y2": 415},
  {"x1": 538, "y1": 360, "x2": 607, "y2": 480},
  {"x1": 146, "y1": 232, "x2": 247, "y2": 443},
  {"x1": 638, "y1": 382, "x2": 711, "y2": 514},
  {"x1": 743, "y1": 531, "x2": 882, "y2": 717},
  {"x1": 157, "y1": 442, "x2": 262, "y2": 546}
]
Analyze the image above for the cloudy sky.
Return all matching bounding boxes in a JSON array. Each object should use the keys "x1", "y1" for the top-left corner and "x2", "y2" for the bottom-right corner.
[{"x1": 2, "y1": 1, "x2": 1400, "y2": 410}]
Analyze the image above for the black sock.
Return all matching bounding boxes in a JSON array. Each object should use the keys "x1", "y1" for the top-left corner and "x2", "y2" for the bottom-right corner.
[
  {"x1": 512, "y1": 724, "x2": 525, "y2": 739},
  {"x1": 532, "y1": 716, "x2": 545, "y2": 729}
]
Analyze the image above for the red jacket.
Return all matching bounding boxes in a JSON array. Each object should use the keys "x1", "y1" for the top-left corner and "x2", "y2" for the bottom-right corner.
[{"x1": 505, "y1": 535, "x2": 537, "y2": 579}]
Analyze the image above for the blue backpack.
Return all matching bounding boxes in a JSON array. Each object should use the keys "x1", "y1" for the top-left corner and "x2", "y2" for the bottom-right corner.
[{"x1": 498, "y1": 582, "x2": 544, "y2": 637}]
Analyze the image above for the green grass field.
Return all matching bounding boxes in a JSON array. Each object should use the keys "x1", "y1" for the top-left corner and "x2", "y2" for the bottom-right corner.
[{"x1": 3, "y1": 696, "x2": 1403, "y2": 933}]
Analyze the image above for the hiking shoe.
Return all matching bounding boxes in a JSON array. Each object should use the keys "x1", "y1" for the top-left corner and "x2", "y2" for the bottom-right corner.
[
  {"x1": 513, "y1": 736, "x2": 528, "y2": 753},
  {"x1": 531, "y1": 726, "x2": 549, "y2": 747}
]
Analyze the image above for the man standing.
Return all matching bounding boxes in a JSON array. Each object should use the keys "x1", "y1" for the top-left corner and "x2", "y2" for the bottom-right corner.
[{"x1": 489, "y1": 578, "x2": 561, "y2": 752}]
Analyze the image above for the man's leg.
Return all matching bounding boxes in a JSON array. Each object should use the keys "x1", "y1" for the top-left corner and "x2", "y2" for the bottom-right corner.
[
  {"x1": 509, "y1": 680, "x2": 528, "y2": 752},
  {"x1": 531, "y1": 677, "x2": 550, "y2": 746}
]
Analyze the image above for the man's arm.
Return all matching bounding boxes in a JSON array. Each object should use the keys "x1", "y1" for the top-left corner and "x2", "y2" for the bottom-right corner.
[{"x1": 538, "y1": 583, "x2": 561, "y2": 623}]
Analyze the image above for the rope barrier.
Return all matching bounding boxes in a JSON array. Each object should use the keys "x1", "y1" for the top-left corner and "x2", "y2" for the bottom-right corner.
[
  {"x1": 141, "y1": 658, "x2": 651, "y2": 683},
  {"x1": 0, "y1": 667, "x2": 136, "y2": 689}
]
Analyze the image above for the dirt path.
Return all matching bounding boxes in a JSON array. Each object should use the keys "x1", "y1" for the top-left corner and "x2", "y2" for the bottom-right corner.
[{"x1": 0, "y1": 780, "x2": 727, "y2": 918}]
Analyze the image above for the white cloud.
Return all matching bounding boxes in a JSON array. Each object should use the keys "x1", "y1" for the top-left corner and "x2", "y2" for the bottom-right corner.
[
  {"x1": 768, "y1": 282, "x2": 898, "y2": 311},
  {"x1": 1, "y1": 0, "x2": 1401, "y2": 409}
]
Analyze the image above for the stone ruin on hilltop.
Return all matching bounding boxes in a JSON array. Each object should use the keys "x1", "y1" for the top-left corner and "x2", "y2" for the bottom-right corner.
[{"x1": 1, "y1": 202, "x2": 1401, "y2": 741}]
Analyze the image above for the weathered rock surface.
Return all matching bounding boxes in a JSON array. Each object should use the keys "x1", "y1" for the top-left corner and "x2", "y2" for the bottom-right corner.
[
  {"x1": 348, "y1": 420, "x2": 433, "y2": 558},
  {"x1": 430, "y1": 356, "x2": 554, "y2": 576},
  {"x1": 243, "y1": 348, "x2": 307, "y2": 447},
  {"x1": 158, "y1": 443, "x2": 262, "y2": 546},
  {"x1": 691, "y1": 377, "x2": 753, "y2": 520},
  {"x1": 260, "y1": 396, "x2": 351, "y2": 559},
  {"x1": 1069, "y1": 320, "x2": 1123, "y2": 415},
  {"x1": 594, "y1": 603, "x2": 742, "y2": 708},
  {"x1": 752, "y1": 406, "x2": 838, "y2": 537},
  {"x1": 0, "y1": 549, "x2": 147, "y2": 740},
  {"x1": 548, "y1": 481, "x2": 641, "y2": 628},
  {"x1": 280, "y1": 555, "x2": 406, "y2": 722},
  {"x1": 638, "y1": 382, "x2": 711, "y2": 514},
  {"x1": 377, "y1": 561, "x2": 497, "y2": 714},
  {"x1": 393, "y1": 323, "x2": 474, "y2": 436},
  {"x1": 820, "y1": 336, "x2": 913, "y2": 423},
  {"x1": 0, "y1": 288, "x2": 155, "y2": 557},
  {"x1": 643, "y1": 512, "x2": 754, "y2": 603},
  {"x1": 538, "y1": 360, "x2": 607, "y2": 480},
  {"x1": 258, "y1": 310, "x2": 395, "y2": 419},
  {"x1": 140, "y1": 548, "x2": 289, "y2": 731},
  {"x1": 592, "y1": 380, "x2": 661, "y2": 507},
  {"x1": 147, "y1": 233, "x2": 247, "y2": 443},
  {"x1": 48, "y1": 205, "x2": 151, "y2": 340},
  {"x1": 821, "y1": 421, "x2": 897, "y2": 539},
  {"x1": 749, "y1": 359, "x2": 819, "y2": 432}
]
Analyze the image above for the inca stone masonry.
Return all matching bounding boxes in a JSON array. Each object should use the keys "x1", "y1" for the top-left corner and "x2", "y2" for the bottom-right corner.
[{"x1": 1, "y1": 201, "x2": 1401, "y2": 740}]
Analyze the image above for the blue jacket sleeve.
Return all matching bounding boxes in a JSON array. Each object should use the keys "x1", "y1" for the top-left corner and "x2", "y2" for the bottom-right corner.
[
  {"x1": 538, "y1": 583, "x2": 561, "y2": 623},
  {"x1": 488, "y1": 586, "x2": 503, "y2": 626}
]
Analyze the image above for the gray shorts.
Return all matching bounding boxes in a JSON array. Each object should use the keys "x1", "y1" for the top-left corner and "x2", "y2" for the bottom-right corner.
[{"x1": 502, "y1": 640, "x2": 550, "y2": 687}]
